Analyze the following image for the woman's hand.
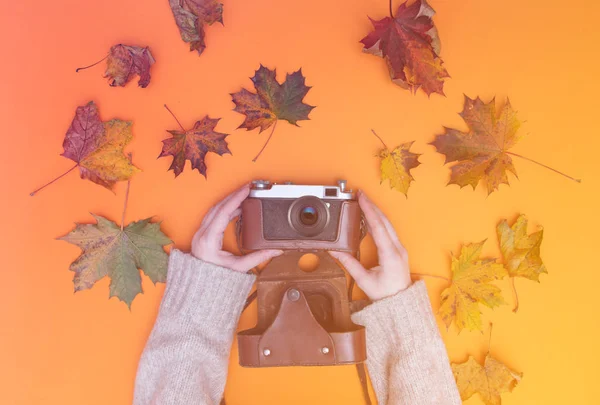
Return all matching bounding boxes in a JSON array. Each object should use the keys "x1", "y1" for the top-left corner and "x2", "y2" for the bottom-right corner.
[
  {"x1": 329, "y1": 191, "x2": 411, "y2": 301},
  {"x1": 191, "y1": 184, "x2": 283, "y2": 273}
]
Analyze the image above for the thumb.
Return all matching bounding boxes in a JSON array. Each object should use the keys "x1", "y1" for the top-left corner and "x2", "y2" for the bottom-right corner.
[
  {"x1": 328, "y1": 251, "x2": 370, "y2": 286},
  {"x1": 233, "y1": 249, "x2": 283, "y2": 272}
]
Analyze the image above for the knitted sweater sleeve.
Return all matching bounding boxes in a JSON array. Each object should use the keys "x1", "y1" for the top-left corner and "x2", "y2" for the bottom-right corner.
[
  {"x1": 133, "y1": 250, "x2": 255, "y2": 405},
  {"x1": 133, "y1": 251, "x2": 460, "y2": 405},
  {"x1": 351, "y1": 280, "x2": 462, "y2": 405}
]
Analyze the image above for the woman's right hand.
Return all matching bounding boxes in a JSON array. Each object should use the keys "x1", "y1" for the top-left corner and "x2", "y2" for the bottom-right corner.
[{"x1": 329, "y1": 190, "x2": 411, "y2": 301}]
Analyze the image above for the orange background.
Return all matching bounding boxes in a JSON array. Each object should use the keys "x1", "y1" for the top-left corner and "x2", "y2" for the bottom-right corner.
[{"x1": 1, "y1": 0, "x2": 599, "y2": 403}]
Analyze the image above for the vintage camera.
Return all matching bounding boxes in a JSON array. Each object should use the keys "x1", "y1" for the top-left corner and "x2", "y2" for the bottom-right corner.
[
  {"x1": 238, "y1": 180, "x2": 363, "y2": 254},
  {"x1": 237, "y1": 180, "x2": 367, "y2": 368}
]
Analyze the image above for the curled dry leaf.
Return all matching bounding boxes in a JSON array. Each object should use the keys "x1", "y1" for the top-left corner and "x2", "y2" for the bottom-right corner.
[
  {"x1": 361, "y1": 0, "x2": 449, "y2": 96},
  {"x1": 452, "y1": 354, "x2": 522, "y2": 405},
  {"x1": 59, "y1": 214, "x2": 172, "y2": 308},
  {"x1": 76, "y1": 45, "x2": 155, "y2": 88},
  {"x1": 439, "y1": 240, "x2": 507, "y2": 332},
  {"x1": 159, "y1": 110, "x2": 231, "y2": 177},
  {"x1": 231, "y1": 65, "x2": 315, "y2": 161},
  {"x1": 104, "y1": 45, "x2": 155, "y2": 88},
  {"x1": 169, "y1": 0, "x2": 223, "y2": 55},
  {"x1": 373, "y1": 130, "x2": 421, "y2": 195},
  {"x1": 61, "y1": 101, "x2": 140, "y2": 190}
]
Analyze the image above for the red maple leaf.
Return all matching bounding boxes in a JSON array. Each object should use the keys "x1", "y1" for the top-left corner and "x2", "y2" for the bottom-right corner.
[
  {"x1": 159, "y1": 106, "x2": 230, "y2": 177},
  {"x1": 361, "y1": 0, "x2": 449, "y2": 96}
]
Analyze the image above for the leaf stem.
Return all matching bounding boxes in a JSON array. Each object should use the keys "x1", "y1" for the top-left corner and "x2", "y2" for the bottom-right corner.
[
  {"x1": 389, "y1": 0, "x2": 394, "y2": 18},
  {"x1": 30, "y1": 164, "x2": 78, "y2": 196},
  {"x1": 371, "y1": 129, "x2": 388, "y2": 149},
  {"x1": 509, "y1": 277, "x2": 519, "y2": 313},
  {"x1": 121, "y1": 153, "x2": 133, "y2": 231},
  {"x1": 75, "y1": 54, "x2": 108, "y2": 72},
  {"x1": 487, "y1": 322, "x2": 493, "y2": 353},
  {"x1": 410, "y1": 272, "x2": 450, "y2": 282},
  {"x1": 252, "y1": 120, "x2": 278, "y2": 162},
  {"x1": 164, "y1": 104, "x2": 186, "y2": 132},
  {"x1": 505, "y1": 151, "x2": 581, "y2": 183}
]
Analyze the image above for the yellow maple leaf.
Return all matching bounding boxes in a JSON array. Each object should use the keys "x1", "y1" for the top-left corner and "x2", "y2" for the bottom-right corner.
[
  {"x1": 452, "y1": 354, "x2": 522, "y2": 405},
  {"x1": 373, "y1": 130, "x2": 421, "y2": 195},
  {"x1": 439, "y1": 240, "x2": 507, "y2": 332},
  {"x1": 497, "y1": 214, "x2": 546, "y2": 281}
]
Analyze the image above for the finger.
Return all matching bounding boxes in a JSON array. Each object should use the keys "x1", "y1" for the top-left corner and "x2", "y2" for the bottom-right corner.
[
  {"x1": 328, "y1": 251, "x2": 370, "y2": 286},
  {"x1": 205, "y1": 184, "x2": 250, "y2": 239},
  {"x1": 357, "y1": 191, "x2": 395, "y2": 252},
  {"x1": 231, "y1": 249, "x2": 283, "y2": 272},
  {"x1": 230, "y1": 208, "x2": 242, "y2": 221},
  {"x1": 199, "y1": 183, "x2": 249, "y2": 234},
  {"x1": 370, "y1": 203, "x2": 407, "y2": 255}
]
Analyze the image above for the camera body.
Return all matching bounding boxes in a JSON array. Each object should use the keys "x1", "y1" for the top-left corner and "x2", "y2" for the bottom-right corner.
[
  {"x1": 238, "y1": 180, "x2": 363, "y2": 254},
  {"x1": 237, "y1": 180, "x2": 367, "y2": 368}
]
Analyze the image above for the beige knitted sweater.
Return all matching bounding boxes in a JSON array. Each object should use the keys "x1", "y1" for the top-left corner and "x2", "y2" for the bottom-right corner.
[{"x1": 133, "y1": 250, "x2": 461, "y2": 404}]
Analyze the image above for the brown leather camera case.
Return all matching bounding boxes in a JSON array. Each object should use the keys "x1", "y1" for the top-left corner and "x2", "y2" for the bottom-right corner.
[{"x1": 238, "y1": 251, "x2": 366, "y2": 367}]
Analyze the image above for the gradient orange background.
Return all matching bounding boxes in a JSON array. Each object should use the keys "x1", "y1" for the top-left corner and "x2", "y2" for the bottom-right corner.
[{"x1": 1, "y1": 0, "x2": 599, "y2": 403}]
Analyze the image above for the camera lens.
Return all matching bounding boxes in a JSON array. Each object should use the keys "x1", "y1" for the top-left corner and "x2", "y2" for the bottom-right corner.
[
  {"x1": 289, "y1": 196, "x2": 330, "y2": 237},
  {"x1": 300, "y1": 206, "x2": 318, "y2": 226}
]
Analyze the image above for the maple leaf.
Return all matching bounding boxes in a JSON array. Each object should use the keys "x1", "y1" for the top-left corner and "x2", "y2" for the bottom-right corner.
[
  {"x1": 169, "y1": 0, "x2": 223, "y2": 55},
  {"x1": 231, "y1": 65, "x2": 315, "y2": 161},
  {"x1": 498, "y1": 214, "x2": 546, "y2": 281},
  {"x1": 59, "y1": 214, "x2": 172, "y2": 308},
  {"x1": 452, "y1": 354, "x2": 522, "y2": 405},
  {"x1": 61, "y1": 101, "x2": 140, "y2": 190},
  {"x1": 497, "y1": 214, "x2": 546, "y2": 312},
  {"x1": 104, "y1": 45, "x2": 155, "y2": 88},
  {"x1": 372, "y1": 130, "x2": 421, "y2": 195},
  {"x1": 439, "y1": 240, "x2": 507, "y2": 332},
  {"x1": 159, "y1": 106, "x2": 231, "y2": 177},
  {"x1": 430, "y1": 96, "x2": 523, "y2": 194},
  {"x1": 360, "y1": 0, "x2": 449, "y2": 96},
  {"x1": 31, "y1": 101, "x2": 140, "y2": 196}
]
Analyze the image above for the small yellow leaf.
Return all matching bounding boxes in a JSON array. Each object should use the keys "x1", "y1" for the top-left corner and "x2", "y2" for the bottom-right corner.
[
  {"x1": 378, "y1": 141, "x2": 421, "y2": 195},
  {"x1": 452, "y1": 354, "x2": 522, "y2": 405},
  {"x1": 497, "y1": 214, "x2": 547, "y2": 281},
  {"x1": 439, "y1": 240, "x2": 507, "y2": 332}
]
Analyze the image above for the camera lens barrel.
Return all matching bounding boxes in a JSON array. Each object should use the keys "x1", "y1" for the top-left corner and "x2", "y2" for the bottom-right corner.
[{"x1": 288, "y1": 196, "x2": 330, "y2": 237}]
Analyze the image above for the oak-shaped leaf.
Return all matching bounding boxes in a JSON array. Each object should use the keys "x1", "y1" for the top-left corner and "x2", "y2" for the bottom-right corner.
[
  {"x1": 439, "y1": 240, "x2": 507, "y2": 332},
  {"x1": 430, "y1": 96, "x2": 522, "y2": 194},
  {"x1": 61, "y1": 101, "x2": 140, "y2": 191},
  {"x1": 169, "y1": 0, "x2": 223, "y2": 55},
  {"x1": 497, "y1": 214, "x2": 546, "y2": 281},
  {"x1": 361, "y1": 0, "x2": 449, "y2": 96},
  {"x1": 231, "y1": 65, "x2": 315, "y2": 161},
  {"x1": 375, "y1": 133, "x2": 421, "y2": 195},
  {"x1": 159, "y1": 116, "x2": 231, "y2": 177},
  {"x1": 104, "y1": 45, "x2": 155, "y2": 88},
  {"x1": 452, "y1": 354, "x2": 522, "y2": 405},
  {"x1": 59, "y1": 214, "x2": 172, "y2": 308}
]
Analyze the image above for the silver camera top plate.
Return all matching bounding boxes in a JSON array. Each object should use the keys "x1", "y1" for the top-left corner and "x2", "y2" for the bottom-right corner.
[{"x1": 249, "y1": 180, "x2": 355, "y2": 200}]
